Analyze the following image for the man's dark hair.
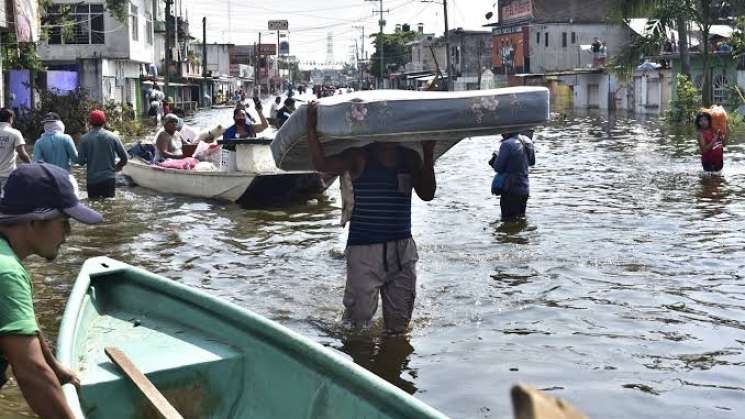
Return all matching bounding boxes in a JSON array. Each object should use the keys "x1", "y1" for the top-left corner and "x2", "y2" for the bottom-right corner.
[
  {"x1": 0, "y1": 108, "x2": 14, "y2": 123},
  {"x1": 233, "y1": 108, "x2": 246, "y2": 118}
]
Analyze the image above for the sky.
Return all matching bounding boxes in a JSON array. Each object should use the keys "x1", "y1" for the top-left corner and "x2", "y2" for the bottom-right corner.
[{"x1": 181, "y1": 0, "x2": 499, "y2": 67}]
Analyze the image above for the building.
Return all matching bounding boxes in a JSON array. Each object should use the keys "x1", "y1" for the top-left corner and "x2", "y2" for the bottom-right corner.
[
  {"x1": 485, "y1": 0, "x2": 534, "y2": 75},
  {"x1": 399, "y1": 31, "x2": 447, "y2": 90},
  {"x1": 447, "y1": 29, "x2": 493, "y2": 91},
  {"x1": 486, "y1": 0, "x2": 635, "y2": 110},
  {"x1": 38, "y1": 0, "x2": 158, "y2": 113}
]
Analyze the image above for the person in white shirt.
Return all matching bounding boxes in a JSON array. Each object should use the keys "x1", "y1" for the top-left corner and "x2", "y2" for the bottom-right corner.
[
  {"x1": 269, "y1": 96, "x2": 281, "y2": 127},
  {"x1": 0, "y1": 109, "x2": 31, "y2": 191}
]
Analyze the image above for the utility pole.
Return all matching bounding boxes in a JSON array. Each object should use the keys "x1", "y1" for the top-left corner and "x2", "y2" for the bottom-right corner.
[
  {"x1": 257, "y1": 32, "x2": 262, "y2": 96},
  {"x1": 365, "y1": 0, "x2": 388, "y2": 89},
  {"x1": 253, "y1": 41, "x2": 258, "y2": 96},
  {"x1": 420, "y1": 0, "x2": 450, "y2": 90},
  {"x1": 202, "y1": 16, "x2": 209, "y2": 107},
  {"x1": 202, "y1": 17, "x2": 208, "y2": 77},
  {"x1": 164, "y1": 0, "x2": 173, "y2": 95},
  {"x1": 276, "y1": 29, "x2": 281, "y2": 88},
  {"x1": 477, "y1": 39, "x2": 482, "y2": 90},
  {"x1": 443, "y1": 0, "x2": 451, "y2": 91}
]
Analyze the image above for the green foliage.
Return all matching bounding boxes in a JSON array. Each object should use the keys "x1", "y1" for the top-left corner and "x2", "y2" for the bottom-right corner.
[
  {"x1": 0, "y1": 32, "x2": 46, "y2": 72},
  {"x1": 103, "y1": 101, "x2": 149, "y2": 140},
  {"x1": 104, "y1": 0, "x2": 130, "y2": 23},
  {"x1": 15, "y1": 90, "x2": 146, "y2": 143},
  {"x1": 667, "y1": 74, "x2": 702, "y2": 123},
  {"x1": 731, "y1": 17, "x2": 745, "y2": 58},
  {"x1": 369, "y1": 30, "x2": 418, "y2": 79},
  {"x1": 15, "y1": 89, "x2": 93, "y2": 141}
]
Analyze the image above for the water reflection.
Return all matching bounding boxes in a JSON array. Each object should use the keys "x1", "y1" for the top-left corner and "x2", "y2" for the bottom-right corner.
[
  {"x1": 337, "y1": 332, "x2": 417, "y2": 395},
  {"x1": 2, "y1": 108, "x2": 745, "y2": 418},
  {"x1": 696, "y1": 174, "x2": 729, "y2": 219},
  {"x1": 491, "y1": 219, "x2": 531, "y2": 245}
]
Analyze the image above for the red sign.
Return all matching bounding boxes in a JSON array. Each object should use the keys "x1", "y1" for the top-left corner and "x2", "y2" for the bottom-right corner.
[{"x1": 501, "y1": 0, "x2": 532, "y2": 22}]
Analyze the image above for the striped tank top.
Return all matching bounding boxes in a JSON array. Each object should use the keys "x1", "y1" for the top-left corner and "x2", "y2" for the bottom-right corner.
[{"x1": 348, "y1": 151, "x2": 412, "y2": 246}]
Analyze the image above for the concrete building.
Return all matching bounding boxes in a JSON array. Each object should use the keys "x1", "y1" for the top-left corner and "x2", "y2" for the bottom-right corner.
[
  {"x1": 39, "y1": 0, "x2": 157, "y2": 112},
  {"x1": 400, "y1": 32, "x2": 447, "y2": 89},
  {"x1": 530, "y1": 23, "x2": 633, "y2": 73},
  {"x1": 447, "y1": 29, "x2": 493, "y2": 91}
]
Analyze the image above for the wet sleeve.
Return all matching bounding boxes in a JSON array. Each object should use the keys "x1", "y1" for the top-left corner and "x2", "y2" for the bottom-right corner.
[
  {"x1": 0, "y1": 272, "x2": 38, "y2": 336},
  {"x1": 13, "y1": 132, "x2": 25, "y2": 147},
  {"x1": 493, "y1": 143, "x2": 510, "y2": 173},
  {"x1": 32, "y1": 141, "x2": 43, "y2": 162},
  {"x1": 66, "y1": 136, "x2": 79, "y2": 163},
  {"x1": 115, "y1": 137, "x2": 128, "y2": 164}
]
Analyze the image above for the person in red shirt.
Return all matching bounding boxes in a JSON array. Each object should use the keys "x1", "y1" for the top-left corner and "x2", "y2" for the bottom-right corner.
[{"x1": 696, "y1": 112, "x2": 726, "y2": 173}]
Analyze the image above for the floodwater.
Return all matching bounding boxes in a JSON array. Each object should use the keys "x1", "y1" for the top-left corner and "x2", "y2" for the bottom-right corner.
[{"x1": 1, "y1": 108, "x2": 745, "y2": 418}]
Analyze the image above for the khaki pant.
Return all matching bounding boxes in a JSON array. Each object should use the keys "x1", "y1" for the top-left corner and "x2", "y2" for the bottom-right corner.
[{"x1": 344, "y1": 238, "x2": 418, "y2": 333}]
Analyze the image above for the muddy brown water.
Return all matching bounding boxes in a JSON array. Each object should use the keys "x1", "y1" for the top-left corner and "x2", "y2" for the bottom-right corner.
[{"x1": 1, "y1": 109, "x2": 744, "y2": 418}]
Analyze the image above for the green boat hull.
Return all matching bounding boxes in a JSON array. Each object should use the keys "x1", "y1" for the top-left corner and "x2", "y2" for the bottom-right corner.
[{"x1": 57, "y1": 257, "x2": 448, "y2": 419}]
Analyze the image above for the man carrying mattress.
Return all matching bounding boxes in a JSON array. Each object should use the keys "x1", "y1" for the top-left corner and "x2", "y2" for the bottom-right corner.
[{"x1": 305, "y1": 102, "x2": 436, "y2": 333}]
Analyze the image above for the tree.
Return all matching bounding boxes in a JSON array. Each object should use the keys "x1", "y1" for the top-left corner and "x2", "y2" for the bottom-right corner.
[
  {"x1": 369, "y1": 30, "x2": 418, "y2": 79},
  {"x1": 612, "y1": 0, "x2": 733, "y2": 106}
]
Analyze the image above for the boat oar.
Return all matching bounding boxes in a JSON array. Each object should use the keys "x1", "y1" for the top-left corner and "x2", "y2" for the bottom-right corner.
[
  {"x1": 105, "y1": 347, "x2": 185, "y2": 419},
  {"x1": 511, "y1": 384, "x2": 588, "y2": 419}
]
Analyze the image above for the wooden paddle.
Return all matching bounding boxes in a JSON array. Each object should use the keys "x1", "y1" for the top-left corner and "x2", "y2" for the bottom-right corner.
[
  {"x1": 105, "y1": 347, "x2": 185, "y2": 419},
  {"x1": 511, "y1": 384, "x2": 588, "y2": 419}
]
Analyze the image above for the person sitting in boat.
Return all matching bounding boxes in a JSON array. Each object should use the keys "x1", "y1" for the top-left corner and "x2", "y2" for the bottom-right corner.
[
  {"x1": 276, "y1": 98, "x2": 296, "y2": 129},
  {"x1": 234, "y1": 102, "x2": 256, "y2": 124},
  {"x1": 305, "y1": 101, "x2": 436, "y2": 333},
  {"x1": 223, "y1": 108, "x2": 268, "y2": 144},
  {"x1": 154, "y1": 114, "x2": 185, "y2": 161}
]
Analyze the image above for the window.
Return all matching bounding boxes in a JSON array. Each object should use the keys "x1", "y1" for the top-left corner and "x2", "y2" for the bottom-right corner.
[
  {"x1": 571, "y1": 32, "x2": 576, "y2": 44},
  {"x1": 47, "y1": 4, "x2": 105, "y2": 45},
  {"x1": 562, "y1": 32, "x2": 567, "y2": 47},
  {"x1": 536, "y1": 32, "x2": 540, "y2": 44},
  {"x1": 545, "y1": 32, "x2": 549, "y2": 47},
  {"x1": 130, "y1": 4, "x2": 139, "y2": 41},
  {"x1": 713, "y1": 74, "x2": 728, "y2": 104},
  {"x1": 145, "y1": 12, "x2": 153, "y2": 44}
]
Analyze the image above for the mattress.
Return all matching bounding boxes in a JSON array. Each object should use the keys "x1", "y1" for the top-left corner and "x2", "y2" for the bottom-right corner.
[{"x1": 271, "y1": 87, "x2": 550, "y2": 171}]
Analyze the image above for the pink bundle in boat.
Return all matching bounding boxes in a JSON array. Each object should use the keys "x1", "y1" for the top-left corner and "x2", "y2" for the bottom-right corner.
[{"x1": 157, "y1": 157, "x2": 199, "y2": 170}]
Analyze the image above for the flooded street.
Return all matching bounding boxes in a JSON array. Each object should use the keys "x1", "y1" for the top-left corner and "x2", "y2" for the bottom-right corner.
[{"x1": 2, "y1": 109, "x2": 745, "y2": 418}]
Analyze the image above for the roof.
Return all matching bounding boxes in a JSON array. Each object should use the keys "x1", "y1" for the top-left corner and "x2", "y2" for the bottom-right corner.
[{"x1": 627, "y1": 19, "x2": 733, "y2": 45}]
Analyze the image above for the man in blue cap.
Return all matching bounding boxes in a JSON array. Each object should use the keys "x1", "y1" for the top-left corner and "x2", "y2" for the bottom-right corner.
[{"x1": 0, "y1": 163, "x2": 102, "y2": 418}]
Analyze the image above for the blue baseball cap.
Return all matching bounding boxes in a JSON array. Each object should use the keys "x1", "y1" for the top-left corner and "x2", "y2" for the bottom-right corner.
[{"x1": 0, "y1": 163, "x2": 102, "y2": 225}]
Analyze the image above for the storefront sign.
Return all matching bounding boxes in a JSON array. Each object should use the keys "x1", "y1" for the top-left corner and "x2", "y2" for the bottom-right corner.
[
  {"x1": 501, "y1": 0, "x2": 532, "y2": 23},
  {"x1": 258, "y1": 43, "x2": 277, "y2": 55}
]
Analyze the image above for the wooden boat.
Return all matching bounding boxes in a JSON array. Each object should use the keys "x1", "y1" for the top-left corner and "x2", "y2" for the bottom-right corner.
[
  {"x1": 57, "y1": 257, "x2": 449, "y2": 419},
  {"x1": 122, "y1": 139, "x2": 335, "y2": 206}
]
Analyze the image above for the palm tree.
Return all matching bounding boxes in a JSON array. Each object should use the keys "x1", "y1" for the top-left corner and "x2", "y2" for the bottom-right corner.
[{"x1": 613, "y1": 0, "x2": 728, "y2": 106}]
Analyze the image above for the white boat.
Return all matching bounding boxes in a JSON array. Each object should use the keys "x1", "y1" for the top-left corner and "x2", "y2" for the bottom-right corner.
[{"x1": 123, "y1": 139, "x2": 335, "y2": 206}]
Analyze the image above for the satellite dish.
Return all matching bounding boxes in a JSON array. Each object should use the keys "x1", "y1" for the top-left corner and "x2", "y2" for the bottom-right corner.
[{"x1": 485, "y1": 12, "x2": 494, "y2": 20}]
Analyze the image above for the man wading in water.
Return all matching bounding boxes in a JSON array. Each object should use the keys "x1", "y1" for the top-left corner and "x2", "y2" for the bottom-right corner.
[{"x1": 305, "y1": 102, "x2": 436, "y2": 333}]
